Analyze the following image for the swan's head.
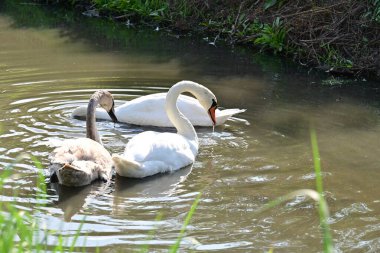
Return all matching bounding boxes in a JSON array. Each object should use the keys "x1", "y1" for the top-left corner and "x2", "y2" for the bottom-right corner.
[
  {"x1": 95, "y1": 90, "x2": 118, "y2": 122},
  {"x1": 192, "y1": 85, "x2": 218, "y2": 126}
]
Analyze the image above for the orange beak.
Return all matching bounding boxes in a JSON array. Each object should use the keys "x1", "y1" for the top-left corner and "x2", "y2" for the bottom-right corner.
[{"x1": 208, "y1": 106, "x2": 217, "y2": 126}]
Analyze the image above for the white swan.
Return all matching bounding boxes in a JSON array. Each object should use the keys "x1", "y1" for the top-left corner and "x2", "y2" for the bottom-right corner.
[
  {"x1": 49, "y1": 90, "x2": 118, "y2": 187},
  {"x1": 72, "y1": 92, "x2": 244, "y2": 127},
  {"x1": 112, "y1": 80, "x2": 218, "y2": 178}
]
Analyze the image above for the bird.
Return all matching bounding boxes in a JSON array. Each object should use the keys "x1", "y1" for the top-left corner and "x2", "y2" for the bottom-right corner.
[
  {"x1": 48, "y1": 90, "x2": 118, "y2": 187},
  {"x1": 112, "y1": 80, "x2": 218, "y2": 178},
  {"x1": 72, "y1": 92, "x2": 245, "y2": 127}
]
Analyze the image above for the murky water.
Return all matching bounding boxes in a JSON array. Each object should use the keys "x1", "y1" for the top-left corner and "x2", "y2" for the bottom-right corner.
[{"x1": 1, "y1": 3, "x2": 380, "y2": 252}]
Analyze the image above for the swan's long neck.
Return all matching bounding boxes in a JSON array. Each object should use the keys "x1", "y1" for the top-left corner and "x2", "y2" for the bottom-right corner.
[
  {"x1": 86, "y1": 96, "x2": 101, "y2": 143},
  {"x1": 165, "y1": 81, "x2": 200, "y2": 142}
]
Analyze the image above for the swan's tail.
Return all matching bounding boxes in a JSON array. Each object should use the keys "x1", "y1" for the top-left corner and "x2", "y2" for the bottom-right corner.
[
  {"x1": 72, "y1": 106, "x2": 112, "y2": 121},
  {"x1": 216, "y1": 108, "x2": 246, "y2": 125},
  {"x1": 112, "y1": 154, "x2": 144, "y2": 178}
]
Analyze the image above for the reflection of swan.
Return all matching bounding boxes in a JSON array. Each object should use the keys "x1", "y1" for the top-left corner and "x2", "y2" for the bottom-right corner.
[
  {"x1": 112, "y1": 81, "x2": 218, "y2": 178},
  {"x1": 112, "y1": 166, "x2": 192, "y2": 215},
  {"x1": 115, "y1": 165, "x2": 192, "y2": 197},
  {"x1": 50, "y1": 181, "x2": 104, "y2": 221},
  {"x1": 72, "y1": 93, "x2": 245, "y2": 127},
  {"x1": 49, "y1": 90, "x2": 117, "y2": 186}
]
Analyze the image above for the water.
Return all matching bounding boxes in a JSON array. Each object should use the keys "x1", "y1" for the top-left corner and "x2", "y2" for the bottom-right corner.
[{"x1": 1, "y1": 3, "x2": 380, "y2": 252}]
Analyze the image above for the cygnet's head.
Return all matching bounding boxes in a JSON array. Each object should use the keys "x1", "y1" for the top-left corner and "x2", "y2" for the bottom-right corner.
[{"x1": 92, "y1": 90, "x2": 118, "y2": 122}]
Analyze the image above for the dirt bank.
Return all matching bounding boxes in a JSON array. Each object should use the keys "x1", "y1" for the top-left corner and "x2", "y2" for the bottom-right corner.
[{"x1": 42, "y1": 0, "x2": 380, "y2": 79}]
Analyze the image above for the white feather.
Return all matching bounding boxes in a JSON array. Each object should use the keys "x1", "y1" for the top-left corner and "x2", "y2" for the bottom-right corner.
[
  {"x1": 72, "y1": 93, "x2": 245, "y2": 127},
  {"x1": 113, "y1": 81, "x2": 219, "y2": 178}
]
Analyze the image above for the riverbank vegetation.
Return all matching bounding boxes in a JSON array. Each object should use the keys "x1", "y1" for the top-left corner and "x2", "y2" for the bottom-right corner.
[{"x1": 37, "y1": 0, "x2": 380, "y2": 79}]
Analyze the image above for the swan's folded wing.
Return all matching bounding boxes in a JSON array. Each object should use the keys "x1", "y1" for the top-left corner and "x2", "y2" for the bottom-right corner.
[
  {"x1": 215, "y1": 108, "x2": 246, "y2": 125},
  {"x1": 71, "y1": 106, "x2": 112, "y2": 120},
  {"x1": 124, "y1": 132, "x2": 195, "y2": 168}
]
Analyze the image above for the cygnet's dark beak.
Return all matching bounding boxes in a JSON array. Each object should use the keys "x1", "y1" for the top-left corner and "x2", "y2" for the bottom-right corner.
[
  {"x1": 208, "y1": 99, "x2": 218, "y2": 126},
  {"x1": 108, "y1": 101, "x2": 118, "y2": 123}
]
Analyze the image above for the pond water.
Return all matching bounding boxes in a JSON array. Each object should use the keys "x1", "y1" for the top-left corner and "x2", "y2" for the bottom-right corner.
[{"x1": 1, "y1": 3, "x2": 380, "y2": 252}]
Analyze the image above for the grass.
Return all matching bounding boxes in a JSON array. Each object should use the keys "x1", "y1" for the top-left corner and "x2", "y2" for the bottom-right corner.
[
  {"x1": 310, "y1": 128, "x2": 333, "y2": 252},
  {"x1": 256, "y1": 128, "x2": 334, "y2": 253},
  {"x1": 169, "y1": 191, "x2": 202, "y2": 253},
  {"x1": 0, "y1": 153, "x2": 203, "y2": 252},
  {"x1": 0, "y1": 154, "x2": 85, "y2": 253},
  {"x1": 254, "y1": 17, "x2": 287, "y2": 54}
]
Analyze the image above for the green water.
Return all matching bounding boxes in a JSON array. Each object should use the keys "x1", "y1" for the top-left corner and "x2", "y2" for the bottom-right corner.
[{"x1": 0, "y1": 2, "x2": 380, "y2": 252}]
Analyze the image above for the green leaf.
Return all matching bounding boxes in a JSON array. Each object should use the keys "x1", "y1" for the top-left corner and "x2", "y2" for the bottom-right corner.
[{"x1": 264, "y1": 0, "x2": 278, "y2": 10}]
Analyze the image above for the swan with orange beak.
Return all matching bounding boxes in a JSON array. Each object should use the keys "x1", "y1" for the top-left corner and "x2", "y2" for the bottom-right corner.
[{"x1": 112, "y1": 80, "x2": 219, "y2": 178}]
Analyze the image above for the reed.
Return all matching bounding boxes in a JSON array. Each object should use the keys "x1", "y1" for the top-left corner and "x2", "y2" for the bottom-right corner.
[
  {"x1": 0, "y1": 155, "x2": 84, "y2": 253},
  {"x1": 310, "y1": 128, "x2": 333, "y2": 253},
  {"x1": 169, "y1": 192, "x2": 202, "y2": 253},
  {"x1": 255, "y1": 128, "x2": 334, "y2": 253}
]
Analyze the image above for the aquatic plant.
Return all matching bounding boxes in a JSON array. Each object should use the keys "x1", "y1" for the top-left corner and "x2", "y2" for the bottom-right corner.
[
  {"x1": 169, "y1": 192, "x2": 202, "y2": 253},
  {"x1": 93, "y1": 0, "x2": 169, "y2": 21},
  {"x1": 0, "y1": 155, "x2": 84, "y2": 253},
  {"x1": 254, "y1": 17, "x2": 286, "y2": 54},
  {"x1": 256, "y1": 129, "x2": 334, "y2": 253}
]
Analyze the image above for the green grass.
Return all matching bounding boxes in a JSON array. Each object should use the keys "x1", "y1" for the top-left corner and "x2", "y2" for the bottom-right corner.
[
  {"x1": 310, "y1": 128, "x2": 333, "y2": 253},
  {"x1": 256, "y1": 128, "x2": 334, "y2": 253},
  {"x1": 0, "y1": 154, "x2": 85, "y2": 253},
  {"x1": 0, "y1": 153, "x2": 203, "y2": 252},
  {"x1": 169, "y1": 191, "x2": 202, "y2": 253},
  {"x1": 254, "y1": 17, "x2": 287, "y2": 54}
]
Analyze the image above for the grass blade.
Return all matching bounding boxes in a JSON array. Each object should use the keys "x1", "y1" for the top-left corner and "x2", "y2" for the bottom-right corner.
[
  {"x1": 140, "y1": 212, "x2": 163, "y2": 253},
  {"x1": 169, "y1": 192, "x2": 202, "y2": 253},
  {"x1": 310, "y1": 128, "x2": 333, "y2": 253}
]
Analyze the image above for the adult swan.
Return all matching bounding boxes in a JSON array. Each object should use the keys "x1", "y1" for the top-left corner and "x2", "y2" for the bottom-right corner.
[
  {"x1": 112, "y1": 80, "x2": 218, "y2": 178},
  {"x1": 49, "y1": 90, "x2": 118, "y2": 186},
  {"x1": 72, "y1": 88, "x2": 244, "y2": 127}
]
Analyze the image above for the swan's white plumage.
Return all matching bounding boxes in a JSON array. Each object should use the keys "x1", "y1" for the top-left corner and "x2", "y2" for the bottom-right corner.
[
  {"x1": 113, "y1": 131, "x2": 197, "y2": 178},
  {"x1": 113, "y1": 81, "x2": 217, "y2": 178},
  {"x1": 72, "y1": 93, "x2": 245, "y2": 127}
]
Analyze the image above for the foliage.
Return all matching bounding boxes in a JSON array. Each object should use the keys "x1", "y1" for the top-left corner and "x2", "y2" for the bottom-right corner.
[
  {"x1": 254, "y1": 17, "x2": 287, "y2": 54},
  {"x1": 169, "y1": 192, "x2": 202, "y2": 253},
  {"x1": 310, "y1": 128, "x2": 333, "y2": 253},
  {"x1": 263, "y1": 0, "x2": 286, "y2": 11},
  {"x1": 0, "y1": 155, "x2": 84, "y2": 253},
  {"x1": 93, "y1": 0, "x2": 169, "y2": 21},
  {"x1": 255, "y1": 129, "x2": 334, "y2": 253},
  {"x1": 320, "y1": 44, "x2": 353, "y2": 69},
  {"x1": 368, "y1": 0, "x2": 380, "y2": 23}
]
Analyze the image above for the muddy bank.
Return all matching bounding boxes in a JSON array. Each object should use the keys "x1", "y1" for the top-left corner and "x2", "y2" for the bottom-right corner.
[{"x1": 33, "y1": 0, "x2": 380, "y2": 79}]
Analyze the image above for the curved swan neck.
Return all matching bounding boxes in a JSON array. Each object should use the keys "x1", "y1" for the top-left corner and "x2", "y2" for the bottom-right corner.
[
  {"x1": 165, "y1": 81, "x2": 200, "y2": 141},
  {"x1": 86, "y1": 97, "x2": 101, "y2": 144}
]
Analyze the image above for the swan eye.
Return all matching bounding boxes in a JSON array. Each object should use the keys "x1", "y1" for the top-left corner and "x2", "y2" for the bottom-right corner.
[{"x1": 211, "y1": 99, "x2": 218, "y2": 109}]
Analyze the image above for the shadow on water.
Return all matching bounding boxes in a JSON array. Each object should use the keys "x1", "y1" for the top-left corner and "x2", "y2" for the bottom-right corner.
[{"x1": 49, "y1": 165, "x2": 193, "y2": 221}]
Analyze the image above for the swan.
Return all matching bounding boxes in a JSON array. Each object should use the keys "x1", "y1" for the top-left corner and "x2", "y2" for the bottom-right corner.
[
  {"x1": 49, "y1": 90, "x2": 118, "y2": 187},
  {"x1": 72, "y1": 92, "x2": 245, "y2": 127},
  {"x1": 112, "y1": 80, "x2": 218, "y2": 178}
]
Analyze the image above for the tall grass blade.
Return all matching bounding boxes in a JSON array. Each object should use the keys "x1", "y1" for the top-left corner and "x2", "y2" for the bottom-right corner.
[
  {"x1": 140, "y1": 212, "x2": 163, "y2": 253},
  {"x1": 310, "y1": 128, "x2": 324, "y2": 194},
  {"x1": 310, "y1": 128, "x2": 333, "y2": 253},
  {"x1": 169, "y1": 192, "x2": 202, "y2": 253}
]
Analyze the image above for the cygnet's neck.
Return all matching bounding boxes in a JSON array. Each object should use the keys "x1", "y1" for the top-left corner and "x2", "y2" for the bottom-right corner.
[
  {"x1": 165, "y1": 81, "x2": 202, "y2": 142},
  {"x1": 86, "y1": 94, "x2": 101, "y2": 144}
]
